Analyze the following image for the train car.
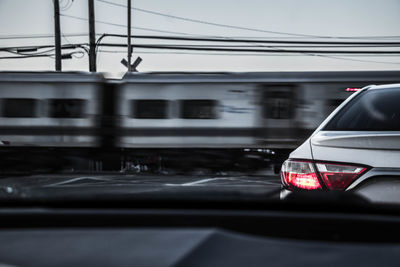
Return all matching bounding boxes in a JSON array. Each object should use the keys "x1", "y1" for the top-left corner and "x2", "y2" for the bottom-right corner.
[
  {"x1": 0, "y1": 71, "x2": 104, "y2": 147},
  {"x1": 118, "y1": 71, "x2": 400, "y2": 149},
  {"x1": 1, "y1": 71, "x2": 400, "y2": 151}
]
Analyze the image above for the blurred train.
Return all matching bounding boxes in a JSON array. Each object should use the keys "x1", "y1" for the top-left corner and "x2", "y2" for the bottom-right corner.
[
  {"x1": 1, "y1": 71, "x2": 400, "y2": 150},
  {"x1": 0, "y1": 72, "x2": 103, "y2": 147},
  {"x1": 118, "y1": 71, "x2": 400, "y2": 150}
]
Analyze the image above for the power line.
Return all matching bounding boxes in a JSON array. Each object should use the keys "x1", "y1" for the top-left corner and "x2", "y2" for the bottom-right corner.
[
  {"x1": 93, "y1": 34, "x2": 400, "y2": 67},
  {"x1": 4, "y1": 42, "x2": 400, "y2": 54},
  {"x1": 0, "y1": 54, "x2": 55, "y2": 59},
  {"x1": 0, "y1": 33, "x2": 96, "y2": 40},
  {"x1": 8, "y1": 32, "x2": 399, "y2": 41},
  {"x1": 120, "y1": 43, "x2": 400, "y2": 51},
  {"x1": 60, "y1": 0, "x2": 74, "y2": 11},
  {"x1": 98, "y1": 49, "x2": 400, "y2": 65},
  {"x1": 135, "y1": 44, "x2": 400, "y2": 48},
  {"x1": 98, "y1": 49, "x2": 311, "y2": 55},
  {"x1": 60, "y1": 14, "x2": 195, "y2": 36},
  {"x1": 100, "y1": 36, "x2": 400, "y2": 47},
  {"x1": 0, "y1": 43, "x2": 87, "y2": 52},
  {"x1": 98, "y1": 43, "x2": 400, "y2": 54},
  {"x1": 60, "y1": 0, "x2": 71, "y2": 10},
  {"x1": 120, "y1": 34, "x2": 400, "y2": 45},
  {"x1": 2, "y1": 44, "x2": 400, "y2": 66},
  {"x1": 95, "y1": 0, "x2": 400, "y2": 40},
  {"x1": 68, "y1": 31, "x2": 400, "y2": 46},
  {"x1": 308, "y1": 54, "x2": 400, "y2": 65},
  {"x1": 4, "y1": 48, "x2": 56, "y2": 56},
  {"x1": 4, "y1": 46, "x2": 400, "y2": 66},
  {"x1": 57, "y1": 13, "x2": 400, "y2": 69},
  {"x1": 58, "y1": 15, "x2": 400, "y2": 47},
  {"x1": 94, "y1": 34, "x2": 400, "y2": 67},
  {"x1": 97, "y1": 48, "x2": 400, "y2": 57},
  {"x1": 0, "y1": 51, "x2": 81, "y2": 60}
]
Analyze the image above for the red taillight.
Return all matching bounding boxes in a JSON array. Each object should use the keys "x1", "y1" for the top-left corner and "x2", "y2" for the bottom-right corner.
[
  {"x1": 281, "y1": 160, "x2": 367, "y2": 191},
  {"x1": 345, "y1": 87, "x2": 361, "y2": 92},
  {"x1": 281, "y1": 161, "x2": 322, "y2": 190},
  {"x1": 315, "y1": 162, "x2": 366, "y2": 190}
]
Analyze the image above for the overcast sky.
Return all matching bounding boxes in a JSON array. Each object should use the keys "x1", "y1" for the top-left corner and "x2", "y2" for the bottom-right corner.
[{"x1": 1, "y1": 0, "x2": 400, "y2": 75}]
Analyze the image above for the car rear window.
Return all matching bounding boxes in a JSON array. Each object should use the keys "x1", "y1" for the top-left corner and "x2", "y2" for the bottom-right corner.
[{"x1": 324, "y1": 88, "x2": 400, "y2": 131}]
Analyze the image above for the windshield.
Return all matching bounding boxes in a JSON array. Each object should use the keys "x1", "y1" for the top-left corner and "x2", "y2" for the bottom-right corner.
[{"x1": 0, "y1": 0, "x2": 400, "y2": 208}]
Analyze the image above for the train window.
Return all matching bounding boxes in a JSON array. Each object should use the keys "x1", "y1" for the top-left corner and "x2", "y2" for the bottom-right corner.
[
  {"x1": 2, "y1": 98, "x2": 37, "y2": 117},
  {"x1": 48, "y1": 99, "x2": 86, "y2": 118},
  {"x1": 131, "y1": 100, "x2": 169, "y2": 119},
  {"x1": 262, "y1": 89, "x2": 295, "y2": 119},
  {"x1": 180, "y1": 100, "x2": 219, "y2": 119}
]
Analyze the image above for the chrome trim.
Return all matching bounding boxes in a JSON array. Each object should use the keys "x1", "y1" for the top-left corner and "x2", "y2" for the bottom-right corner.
[{"x1": 280, "y1": 188, "x2": 292, "y2": 200}]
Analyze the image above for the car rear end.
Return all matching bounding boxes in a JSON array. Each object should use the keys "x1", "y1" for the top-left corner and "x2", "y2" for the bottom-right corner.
[{"x1": 281, "y1": 84, "x2": 400, "y2": 204}]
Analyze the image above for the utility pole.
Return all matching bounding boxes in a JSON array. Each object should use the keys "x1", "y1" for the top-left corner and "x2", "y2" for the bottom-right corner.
[
  {"x1": 53, "y1": 0, "x2": 62, "y2": 71},
  {"x1": 122, "y1": 0, "x2": 142, "y2": 72},
  {"x1": 88, "y1": 0, "x2": 96, "y2": 72},
  {"x1": 127, "y1": 0, "x2": 132, "y2": 72}
]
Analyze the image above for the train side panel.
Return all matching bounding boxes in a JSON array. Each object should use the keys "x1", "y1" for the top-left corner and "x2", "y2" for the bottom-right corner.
[
  {"x1": 0, "y1": 73, "x2": 103, "y2": 147},
  {"x1": 117, "y1": 83, "x2": 261, "y2": 148}
]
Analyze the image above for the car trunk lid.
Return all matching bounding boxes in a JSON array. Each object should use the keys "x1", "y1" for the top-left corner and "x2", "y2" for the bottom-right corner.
[{"x1": 310, "y1": 131, "x2": 400, "y2": 168}]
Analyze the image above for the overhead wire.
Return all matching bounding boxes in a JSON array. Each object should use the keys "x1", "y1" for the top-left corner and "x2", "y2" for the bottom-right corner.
[
  {"x1": 4, "y1": 48, "x2": 56, "y2": 56},
  {"x1": 2, "y1": 42, "x2": 400, "y2": 65},
  {"x1": 0, "y1": 33, "x2": 98, "y2": 40},
  {"x1": 7, "y1": 32, "x2": 400, "y2": 42},
  {"x1": 0, "y1": 43, "x2": 88, "y2": 61},
  {"x1": 90, "y1": 33, "x2": 400, "y2": 45},
  {"x1": 57, "y1": 14, "x2": 400, "y2": 66},
  {"x1": 60, "y1": 0, "x2": 74, "y2": 11},
  {"x1": 61, "y1": 31, "x2": 89, "y2": 57},
  {"x1": 4, "y1": 42, "x2": 400, "y2": 55},
  {"x1": 60, "y1": 14, "x2": 195, "y2": 36},
  {"x1": 3, "y1": 6, "x2": 400, "y2": 67},
  {"x1": 97, "y1": 42, "x2": 400, "y2": 54},
  {"x1": 307, "y1": 54, "x2": 400, "y2": 65},
  {"x1": 0, "y1": 49, "x2": 85, "y2": 60},
  {"x1": 92, "y1": 33, "x2": 400, "y2": 69},
  {"x1": 100, "y1": 42, "x2": 400, "y2": 65},
  {"x1": 98, "y1": 49, "x2": 400, "y2": 65},
  {"x1": 1, "y1": 0, "x2": 399, "y2": 69},
  {"x1": 95, "y1": 0, "x2": 400, "y2": 40},
  {"x1": 0, "y1": 54, "x2": 56, "y2": 59},
  {"x1": 0, "y1": 43, "x2": 87, "y2": 51}
]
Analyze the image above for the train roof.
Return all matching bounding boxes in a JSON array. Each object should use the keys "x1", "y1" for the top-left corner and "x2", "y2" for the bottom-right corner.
[
  {"x1": 122, "y1": 71, "x2": 400, "y2": 83},
  {"x1": 0, "y1": 71, "x2": 399, "y2": 84},
  {"x1": 0, "y1": 71, "x2": 105, "y2": 83}
]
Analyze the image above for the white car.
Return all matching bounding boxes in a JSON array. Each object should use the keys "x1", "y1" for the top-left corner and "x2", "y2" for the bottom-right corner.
[{"x1": 281, "y1": 84, "x2": 400, "y2": 204}]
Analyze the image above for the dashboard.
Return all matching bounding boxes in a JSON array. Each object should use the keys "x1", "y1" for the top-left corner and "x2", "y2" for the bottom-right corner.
[{"x1": 0, "y1": 205, "x2": 400, "y2": 267}]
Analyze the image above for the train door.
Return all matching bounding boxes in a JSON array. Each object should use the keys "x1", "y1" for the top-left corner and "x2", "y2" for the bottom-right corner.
[{"x1": 258, "y1": 84, "x2": 298, "y2": 148}]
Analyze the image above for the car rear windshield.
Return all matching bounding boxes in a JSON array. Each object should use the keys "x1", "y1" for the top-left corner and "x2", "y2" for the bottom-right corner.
[{"x1": 324, "y1": 88, "x2": 400, "y2": 131}]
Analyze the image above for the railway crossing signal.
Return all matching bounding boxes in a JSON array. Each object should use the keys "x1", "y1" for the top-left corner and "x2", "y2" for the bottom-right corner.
[{"x1": 121, "y1": 57, "x2": 142, "y2": 72}]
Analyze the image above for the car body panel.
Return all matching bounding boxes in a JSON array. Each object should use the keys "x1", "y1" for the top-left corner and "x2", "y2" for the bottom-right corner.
[
  {"x1": 311, "y1": 131, "x2": 400, "y2": 150},
  {"x1": 351, "y1": 176, "x2": 400, "y2": 203},
  {"x1": 283, "y1": 84, "x2": 400, "y2": 204},
  {"x1": 288, "y1": 138, "x2": 313, "y2": 159},
  {"x1": 310, "y1": 132, "x2": 400, "y2": 167}
]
